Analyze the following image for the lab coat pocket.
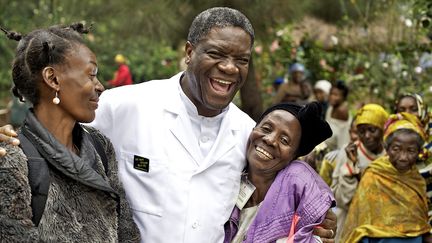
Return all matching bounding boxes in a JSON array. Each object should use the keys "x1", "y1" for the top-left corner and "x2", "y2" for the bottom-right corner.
[
  {"x1": 222, "y1": 168, "x2": 242, "y2": 219},
  {"x1": 120, "y1": 150, "x2": 167, "y2": 218}
]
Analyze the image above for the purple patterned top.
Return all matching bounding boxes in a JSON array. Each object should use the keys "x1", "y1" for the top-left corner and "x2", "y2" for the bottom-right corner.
[{"x1": 224, "y1": 160, "x2": 335, "y2": 243}]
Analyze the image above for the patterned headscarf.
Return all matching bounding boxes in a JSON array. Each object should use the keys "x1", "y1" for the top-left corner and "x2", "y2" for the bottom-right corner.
[
  {"x1": 355, "y1": 104, "x2": 389, "y2": 130},
  {"x1": 394, "y1": 93, "x2": 428, "y2": 125},
  {"x1": 383, "y1": 112, "x2": 427, "y2": 142}
]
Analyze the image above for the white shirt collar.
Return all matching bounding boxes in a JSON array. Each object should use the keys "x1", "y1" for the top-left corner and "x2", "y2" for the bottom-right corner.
[{"x1": 177, "y1": 79, "x2": 229, "y2": 122}]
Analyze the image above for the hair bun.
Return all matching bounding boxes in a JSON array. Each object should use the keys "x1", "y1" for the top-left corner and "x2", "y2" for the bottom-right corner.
[
  {"x1": 68, "y1": 22, "x2": 91, "y2": 34},
  {"x1": 1, "y1": 27, "x2": 23, "y2": 41}
]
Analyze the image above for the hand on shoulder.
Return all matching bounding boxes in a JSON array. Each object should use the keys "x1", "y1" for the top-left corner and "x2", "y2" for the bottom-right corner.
[
  {"x1": 313, "y1": 209, "x2": 337, "y2": 243},
  {"x1": 0, "y1": 125, "x2": 20, "y2": 157}
]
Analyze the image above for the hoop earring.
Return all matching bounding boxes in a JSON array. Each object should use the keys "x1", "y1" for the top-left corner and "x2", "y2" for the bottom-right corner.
[{"x1": 52, "y1": 91, "x2": 60, "y2": 105}]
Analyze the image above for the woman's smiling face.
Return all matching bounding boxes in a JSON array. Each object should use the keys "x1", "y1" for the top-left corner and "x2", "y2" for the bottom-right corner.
[{"x1": 247, "y1": 110, "x2": 301, "y2": 177}]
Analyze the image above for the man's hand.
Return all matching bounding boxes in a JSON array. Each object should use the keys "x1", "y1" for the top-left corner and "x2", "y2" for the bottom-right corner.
[
  {"x1": 0, "y1": 124, "x2": 20, "y2": 157},
  {"x1": 313, "y1": 209, "x2": 337, "y2": 243}
]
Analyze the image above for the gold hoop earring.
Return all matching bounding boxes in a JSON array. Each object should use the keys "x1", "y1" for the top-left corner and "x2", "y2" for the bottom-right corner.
[{"x1": 52, "y1": 91, "x2": 60, "y2": 105}]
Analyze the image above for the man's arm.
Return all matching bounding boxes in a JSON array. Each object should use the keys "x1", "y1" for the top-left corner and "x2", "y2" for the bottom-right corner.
[
  {"x1": 0, "y1": 125, "x2": 20, "y2": 157},
  {"x1": 313, "y1": 210, "x2": 337, "y2": 243}
]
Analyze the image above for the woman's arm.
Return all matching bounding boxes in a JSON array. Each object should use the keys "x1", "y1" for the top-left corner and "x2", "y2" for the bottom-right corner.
[
  {"x1": 284, "y1": 162, "x2": 337, "y2": 242},
  {"x1": 0, "y1": 143, "x2": 39, "y2": 241}
]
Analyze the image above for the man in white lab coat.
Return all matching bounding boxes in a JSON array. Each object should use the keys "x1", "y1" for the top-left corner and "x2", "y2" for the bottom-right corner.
[
  {"x1": 91, "y1": 8, "x2": 256, "y2": 242},
  {"x1": 0, "y1": 7, "x2": 337, "y2": 243}
]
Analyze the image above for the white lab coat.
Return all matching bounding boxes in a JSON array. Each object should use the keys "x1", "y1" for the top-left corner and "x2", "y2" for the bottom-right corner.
[{"x1": 90, "y1": 72, "x2": 255, "y2": 242}]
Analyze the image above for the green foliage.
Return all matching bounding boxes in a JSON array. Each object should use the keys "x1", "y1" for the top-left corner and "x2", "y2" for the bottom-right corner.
[
  {"x1": 0, "y1": 0, "x2": 186, "y2": 91},
  {"x1": 1, "y1": 0, "x2": 431, "y2": 111},
  {"x1": 256, "y1": 0, "x2": 432, "y2": 111},
  {"x1": 0, "y1": 0, "x2": 315, "y2": 108}
]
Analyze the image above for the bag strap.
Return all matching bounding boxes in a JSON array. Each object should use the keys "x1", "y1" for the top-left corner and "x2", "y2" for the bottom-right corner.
[{"x1": 18, "y1": 132, "x2": 49, "y2": 226}]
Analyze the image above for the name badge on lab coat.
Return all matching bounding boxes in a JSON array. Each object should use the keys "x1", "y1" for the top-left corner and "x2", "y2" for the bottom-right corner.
[{"x1": 134, "y1": 155, "x2": 150, "y2": 172}]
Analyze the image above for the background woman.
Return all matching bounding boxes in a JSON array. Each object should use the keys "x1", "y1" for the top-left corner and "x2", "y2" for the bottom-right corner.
[
  {"x1": 324, "y1": 80, "x2": 351, "y2": 151},
  {"x1": 0, "y1": 24, "x2": 139, "y2": 242},
  {"x1": 331, "y1": 103, "x2": 389, "y2": 242},
  {"x1": 394, "y1": 93, "x2": 429, "y2": 126},
  {"x1": 341, "y1": 112, "x2": 430, "y2": 243},
  {"x1": 394, "y1": 93, "x2": 432, "y2": 226}
]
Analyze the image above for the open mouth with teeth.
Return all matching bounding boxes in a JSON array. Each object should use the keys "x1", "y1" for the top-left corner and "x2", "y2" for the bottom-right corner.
[
  {"x1": 210, "y1": 78, "x2": 234, "y2": 94},
  {"x1": 255, "y1": 146, "x2": 274, "y2": 160}
]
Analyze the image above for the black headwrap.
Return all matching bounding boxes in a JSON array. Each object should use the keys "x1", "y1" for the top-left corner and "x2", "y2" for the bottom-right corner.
[{"x1": 257, "y1": 102, "x2": 333, "y2": 157}]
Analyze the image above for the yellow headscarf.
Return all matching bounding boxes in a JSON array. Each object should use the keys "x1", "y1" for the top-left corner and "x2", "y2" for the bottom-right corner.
[
  {"x1": 383, "y1": 112, "x2": 427, "y2": 141},
  {"x1": 355, "y1": 104, "x2": 389, "y2": 129}
]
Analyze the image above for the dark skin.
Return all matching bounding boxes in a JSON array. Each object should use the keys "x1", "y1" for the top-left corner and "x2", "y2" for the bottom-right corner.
[
  {"x1": 314, "y1": 89, "x2": 326, "y2": 103},
  {"x1": 246, "y1": 110, "x2": 302, "y2": 207},
  {"x1": 328, "y1": 88, "x2": 349, "y2": 121},
  {"x1": 396, "y1": 96, "x2": 418, "y2": 117},
  {"x1": 346, "y1": 124, "x2": 384, "y2": 163},
  {"x1": 291, "y1": 70, "x2": 304, "y2": 84},
  {"x1": 387, "y1": 132, "x2": 419, "y2": 173},
  {"x1": 181, "y1": 26, "x2": 251, "y2": 117},
  {"x1": 349, "y1": 121, "x2": 359, "y2": 142},
  {"x1": 36, "y1": 44, "x2": 103, "y2": 152},
  {"x1": 0, "y1": 125, "x2": 19, "y2": 156},
  {"x1": 0, "y1": 44, "x2": 103, "y2": 155}
]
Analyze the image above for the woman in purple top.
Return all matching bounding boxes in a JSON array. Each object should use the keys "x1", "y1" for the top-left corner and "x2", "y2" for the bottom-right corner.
[{"x1": 224, "y1": 102, "x2": 335, "y2": 243}]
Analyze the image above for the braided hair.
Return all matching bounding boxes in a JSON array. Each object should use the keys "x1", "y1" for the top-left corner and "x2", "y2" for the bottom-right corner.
[{"x1": 1, "y1": 23, "x2": 91, "y2": 106}]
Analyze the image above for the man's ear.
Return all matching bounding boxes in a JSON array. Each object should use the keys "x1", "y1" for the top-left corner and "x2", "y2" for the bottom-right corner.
[
  {"x1": 185, "y1": 41, "x2": 194, "y2": 65},
  {"x1": 41, "y1": 66, "x2": 59, "y2": 90}
]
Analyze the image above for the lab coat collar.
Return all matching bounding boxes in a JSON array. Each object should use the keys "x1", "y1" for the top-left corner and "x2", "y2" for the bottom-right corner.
[
  {"x1": 164, "y1": 72, "x2": 242, "y2": 171},
  {"x1": 163, "y1": 72, "x2": 241, "y2": 131}
]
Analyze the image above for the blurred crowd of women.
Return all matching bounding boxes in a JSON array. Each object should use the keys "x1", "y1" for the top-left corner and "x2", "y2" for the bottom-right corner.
[{"x1": 273, "y1": 62, "x2": 432, "y2": 242}]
